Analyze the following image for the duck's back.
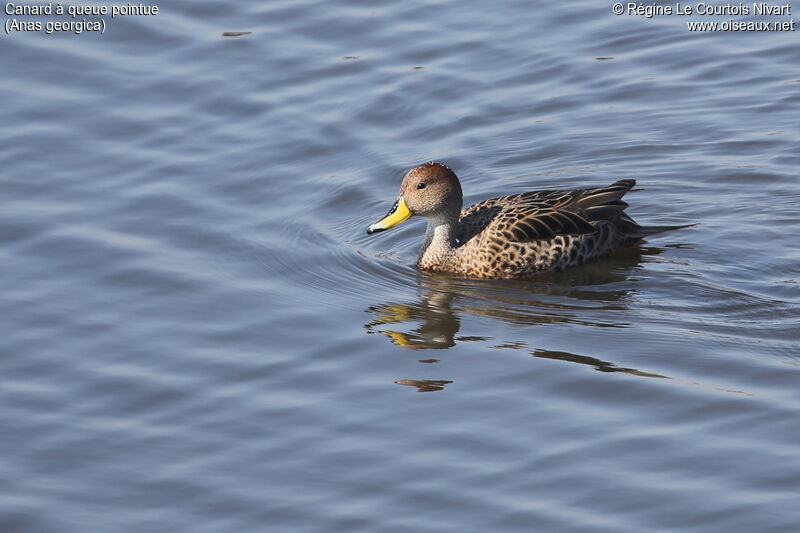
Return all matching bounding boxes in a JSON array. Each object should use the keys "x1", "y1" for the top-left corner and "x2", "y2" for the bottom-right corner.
[{"x1": 451, "y1": 179, "x2": 645, "y2": 278}]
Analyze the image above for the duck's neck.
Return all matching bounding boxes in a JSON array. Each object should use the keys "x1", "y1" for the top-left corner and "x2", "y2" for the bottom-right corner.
[{"x1": 418, "y1": 214, "x2": 460, "y2": 271}]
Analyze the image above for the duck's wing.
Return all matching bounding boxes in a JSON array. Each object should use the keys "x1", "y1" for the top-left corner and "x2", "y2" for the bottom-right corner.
[
  {"x1": 509, "y1": 179, "x2": 636, "y2": 220},
  {"x1": 490, "y1": 203, "x2": 596, "y2": 242},
  {"x1": 459, "y1": 179, "x2": 637, "y2": 243},
  {"x1": 543, "y1": 179, "x2": 636, "y2": 222}
]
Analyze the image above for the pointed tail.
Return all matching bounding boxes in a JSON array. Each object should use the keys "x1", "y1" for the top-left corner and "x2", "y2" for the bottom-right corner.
[
  {"x1": 632, "y1": 222, "x2": 697, "y2": 238},
  {"x1": 615, "y1": 211, "x2": 696, "y2": 239}
]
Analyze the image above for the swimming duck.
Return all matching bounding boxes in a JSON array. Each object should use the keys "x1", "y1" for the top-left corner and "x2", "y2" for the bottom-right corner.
[{"x1": 367, "y1": 162, "x2": 687, "y2": 279}]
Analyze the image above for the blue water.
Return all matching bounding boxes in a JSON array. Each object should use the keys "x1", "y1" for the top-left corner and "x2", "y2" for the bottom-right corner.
[{"x1": 2, "y1": 1, "x2": 799, "y2": 531}]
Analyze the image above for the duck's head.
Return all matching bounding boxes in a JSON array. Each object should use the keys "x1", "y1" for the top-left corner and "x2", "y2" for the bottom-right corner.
[{"x1": 367, "y1": 162, "x2": 463, "y2": 235}]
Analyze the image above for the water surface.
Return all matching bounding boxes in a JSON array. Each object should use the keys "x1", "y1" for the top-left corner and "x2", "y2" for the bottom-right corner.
[{"x1": 2, "y1": 1, "x2": 799, "y2": 531}]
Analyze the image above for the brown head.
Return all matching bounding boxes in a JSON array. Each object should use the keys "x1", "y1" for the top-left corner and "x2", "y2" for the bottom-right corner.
[{"x1": 367, "y1": 162, "x2": 463, "y2": 235}]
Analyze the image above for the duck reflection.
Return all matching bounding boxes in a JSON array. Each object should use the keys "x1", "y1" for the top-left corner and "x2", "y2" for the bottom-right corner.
[
  {"x1": 531, "y1": 348, "x2": 667, "y2": 379},
  {"x1": 394, "y1": 379, "x2": 454, "y2": 392},
  {"x1": 366, "y1": 245, "x2": 674, "y2": 388},
  {"x1": 365, "y1": 289, "x2": 461, "y2": 349},
  {"x1": 366, "y1": 244, "x2": 661, "y2": 349}
]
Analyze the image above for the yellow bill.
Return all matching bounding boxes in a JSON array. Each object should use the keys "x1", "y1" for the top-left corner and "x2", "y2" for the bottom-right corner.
[{"x1": 366, "y1": 197, "x2": 412, "y2": 234}]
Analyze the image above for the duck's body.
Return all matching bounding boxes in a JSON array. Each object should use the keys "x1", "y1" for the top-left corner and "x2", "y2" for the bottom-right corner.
[{"x1": 367, "y1": 162, "x2": 686, "y2": 279}]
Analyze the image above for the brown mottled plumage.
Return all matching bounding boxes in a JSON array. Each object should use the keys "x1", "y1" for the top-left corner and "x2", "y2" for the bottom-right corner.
[{"x1": 367, "y1": 162, "x2": 688, "y2": 279}]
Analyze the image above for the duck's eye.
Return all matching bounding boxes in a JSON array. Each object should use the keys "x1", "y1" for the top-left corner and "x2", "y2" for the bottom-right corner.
[{"x1": 417, "y1": 182, "x2": 426, "y2": 190}]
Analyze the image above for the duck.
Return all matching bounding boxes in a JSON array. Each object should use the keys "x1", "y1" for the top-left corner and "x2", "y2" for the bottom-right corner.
[{"x1": 366, "y1": 161, "x2": 688, "y2": 279}]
